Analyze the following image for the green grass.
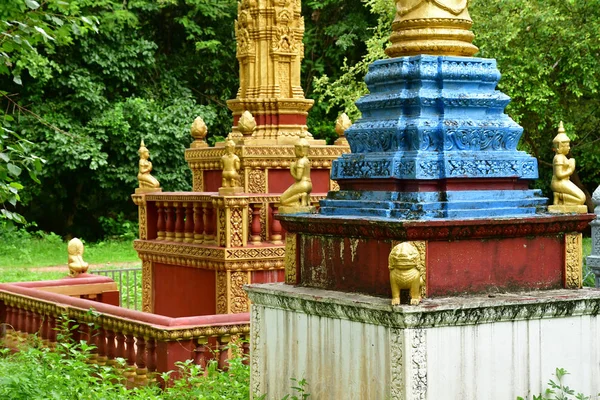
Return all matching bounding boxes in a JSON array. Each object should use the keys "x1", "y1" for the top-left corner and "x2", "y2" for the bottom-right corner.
[
  {"x1": 0, "y1": 226, "x2": 141, "y2": 286},
  {"x1": 0, "y1": 234, "x2": 139, "y2": 269}
]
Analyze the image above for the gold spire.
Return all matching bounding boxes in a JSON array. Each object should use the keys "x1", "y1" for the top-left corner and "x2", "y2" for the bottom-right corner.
[
  {"x1": 386, "y1": 0, "x2": 478, "y2": 58},
  {"x1": 227, "y1": 0, "x2": 318, "y2": 145}
]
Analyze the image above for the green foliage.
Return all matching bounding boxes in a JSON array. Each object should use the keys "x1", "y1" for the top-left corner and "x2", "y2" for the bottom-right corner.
[
  {"x1": 517, "y1": 368, "x2": 597, "y2": 400},
  {"x1": 0, "y1": 0, "x2": 98, "y2": 225},
  {"x1": 0, "y1": 329, "x2": 306, "y2": 399}
]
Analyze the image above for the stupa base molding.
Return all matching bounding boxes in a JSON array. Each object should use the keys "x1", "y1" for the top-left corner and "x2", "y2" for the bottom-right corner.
[{"x1": 247, "y1": 284, "x2": 600, "y2": 400}]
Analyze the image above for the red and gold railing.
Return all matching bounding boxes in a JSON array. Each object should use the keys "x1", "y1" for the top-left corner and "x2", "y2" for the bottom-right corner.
[
  {"x1": 0, "y1": 282, "x2": 250, "y2": 385},
  {"x1": 137, "y1": 192, "x2": 323, "y2": 246}
]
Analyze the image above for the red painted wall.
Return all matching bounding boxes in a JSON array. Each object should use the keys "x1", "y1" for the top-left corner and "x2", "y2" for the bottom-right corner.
[
  {"x1": 298, "y1": 234, "x2": 565, "y2": 298},
  {"x1": 204, "y1": 171, "x2": 222, "y2": 192},
  {"x1": 300, "y1": 236, "x2": 393, "y2": 296},
  {"x1": 251, "y1": 269, "x2": 285, "y2": 284},
  {"x1": 153, "y1": 263, "x2": 216, "y2": 317},
  {"x1": 427, "y1": 236, "x2": 564, "y2": 296},
  {"x1": 269, "y1": 169, "x2": 330, "y2": 194}
]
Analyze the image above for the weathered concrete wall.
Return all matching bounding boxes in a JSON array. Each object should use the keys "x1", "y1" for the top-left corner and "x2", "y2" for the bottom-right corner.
[{"x1": 248, "y1": 284, "x2": 600, "y2": 400}]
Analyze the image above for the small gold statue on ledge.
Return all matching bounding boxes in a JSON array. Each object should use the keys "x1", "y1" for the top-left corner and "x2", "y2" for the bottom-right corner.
[
  {"x1": 136, "y1": 139, "x2": 161, "y2": 194},
  {"x1": 219, "y1": 136, "x2": 243, "y2": 195},
  {"x1": 389, "y1": 242, "x2": 424, "y2": 306},
  {"x1": 548, "y1": 122, "x2": 587, "y2": 214},
  {"x1": 279, "y1": 132, "x2": 315, "y2": 214},
  {"x1": 68, "y1": 238, "x2": 89, "y2": 277}
]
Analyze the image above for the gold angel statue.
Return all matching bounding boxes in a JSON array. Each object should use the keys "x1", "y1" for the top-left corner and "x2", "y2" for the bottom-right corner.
[
  {"x1": 136, "y1": 140, "x2": 160, "y2": 193},
  {"x1": 68, "y1": 238, "x2": 89, "y2": 277},
  {"x1": 548, "y1": 122, "x2": 587, "y2": 213},
  {"x1": 279, "y1": 133, "x2": 314, "y2": 214}
]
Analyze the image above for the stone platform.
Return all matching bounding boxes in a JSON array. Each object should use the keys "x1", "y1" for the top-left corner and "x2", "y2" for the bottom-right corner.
[
  {"x1": 247, "y1": 284, "x2": 600, "y2": 399},
  {"x1": 279, "y1": 213, "x2": 595, "y2": 297}
]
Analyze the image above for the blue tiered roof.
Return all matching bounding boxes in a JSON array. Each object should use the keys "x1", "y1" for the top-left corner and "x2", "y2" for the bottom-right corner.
[{"x1": 320, "y1": 55, "x2": 547, "y2": 219}]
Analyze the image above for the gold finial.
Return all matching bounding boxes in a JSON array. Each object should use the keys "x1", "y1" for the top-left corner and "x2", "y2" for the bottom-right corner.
[
  {"x1": 334, "y1": 113, "x2": 352, "y2": 146},
  {"x1": 136, "y1": 139, "x2": 161, "y2": 194},
  {"x1": 386, "y1": 0, "x2": 478, "y2": 58},
  {"x1": 68, "y1": 238, "x2": 89, "y2": 277},
  {"x1": 389, "y1": 242, "x2": 424, "y2": 306},
  {"x1": 553, "y1": 121, "x2": 570, "y2": 145},
  {"x1": 191, "y1": 117, "x2": 209, "y2": 148},
  {"x1": 238, "y1": 111, "x2": 257, "y2": 136},
  {"x1": 549, "y1": 121, "x2": 587, "y2": 214}
]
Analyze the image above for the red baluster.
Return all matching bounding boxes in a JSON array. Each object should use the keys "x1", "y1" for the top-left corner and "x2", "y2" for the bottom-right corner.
[
  {"x1": 250, "y1": 204, "x2": 262, "y2": 245},
  {"x1": 106, "y1": 330, "x2": 116, "y2": 366},
  {"x1": 47, "y1": 315, "x2": 57, "y2": 344},
  {"x1": 16, "y1": 308, "x2": 25, "y2": 338},
  {"x1": 165, "y1": 202, "x2": 175, "y2": 241},
  {"x1": 96, "y1": 328, "x2": 108, "y2": 366},
  {"x1": 31, "y1": 312, "x2": 41, "y2": 336},
  {"x1": 194, "y1": 203, "x2": 204, "y2": 244},
  {"x1": 135, "y1": 336, "x2": 148, "y2": 384},
  {"x1": 156, "y1": 203, "x2": 166, "y2": 240},
  {"x1": 270, "y1": 206, "x2": 283, "y2": 244},
  {"x1": 204, "y1": 205, "x2": 215, "y2": 244},
  {"x1": 124, "y1": 334, "x2": 136, "y2": 381},
  {"x1": 184, "y1": 203, "x2": 194, "y2": 243},
  {"x1": 194, "y1": 337, "x2": 210, "y2": 370},
  {"x1": 174, "y1": 202, "x2": 184, "y2": 242},
  {"x1": 115, "y1": 332, "x2": 126, "y2": 371},
  {"x1": 146, "y1": 338, "x2": 157, "y2": 381},
  {"x1": 218, "y1": 335, "x2": 231, "y2": 371}
]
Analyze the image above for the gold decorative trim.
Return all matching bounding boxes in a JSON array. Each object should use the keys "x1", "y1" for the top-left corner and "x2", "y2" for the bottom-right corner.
[
  {"x1": 192, "y1": 169, "x2": 204, "y2": 192},
  {"x1": 142, "y1": 260, "x2": 153, "y2": 313},
  {"x1": 284, "y1": 233, "x2": 297, "y2": 284},
  {"x1": 248, "y1": 169, "x2": 267, "y2": 193},
  {"x1": 216, "y1": 271, "x2": 228, "y2": 314},
  {"x1": 138, "y1": 204, "x2": 148, "y2": 240},
  {"x1": 230, "y1": 271, "x2": 251, "y2": 313},
  {"x1": 565, "y1": 233, "x2": 583, "y2": 289}
]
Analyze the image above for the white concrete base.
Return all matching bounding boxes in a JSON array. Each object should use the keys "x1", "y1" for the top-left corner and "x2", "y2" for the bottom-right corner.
[{"x1": 246, "y1": 284, "x2": 600, "y2": 400}]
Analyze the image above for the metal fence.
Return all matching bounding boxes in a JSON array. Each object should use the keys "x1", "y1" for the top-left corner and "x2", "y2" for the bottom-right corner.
[{"x1": 91, "y1": 268, "x2": 142, "y2": 310}]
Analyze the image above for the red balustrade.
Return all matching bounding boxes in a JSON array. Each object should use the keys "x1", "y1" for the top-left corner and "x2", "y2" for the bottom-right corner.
[{"x1": 0, "y1": 281, "x2": 250, "y2": 386}]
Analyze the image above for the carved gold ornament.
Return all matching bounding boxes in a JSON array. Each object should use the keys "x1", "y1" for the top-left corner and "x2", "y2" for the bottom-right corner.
[
  {"x1": 334, "y1": 113, "x2": 352, "y2": 146},
  {"x1": 564, "y1": 233, "x2": 583, "y2": 289},
  {"x1": 190, "y1": 117, "x2": 209, "y2": 149}
]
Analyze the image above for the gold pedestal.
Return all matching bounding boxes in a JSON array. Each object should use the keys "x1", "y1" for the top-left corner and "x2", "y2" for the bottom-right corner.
[{"x1": 548, "y1": 205, "x2": 588, "y2": 214}]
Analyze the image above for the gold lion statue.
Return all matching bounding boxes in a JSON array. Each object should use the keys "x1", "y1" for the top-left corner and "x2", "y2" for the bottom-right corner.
[
  {"x1": 389, "y1": 242, "x2": 423, "y2": 306},
  {"x1": 68, "y1": 238, "x2": 89, "y2": 277}
]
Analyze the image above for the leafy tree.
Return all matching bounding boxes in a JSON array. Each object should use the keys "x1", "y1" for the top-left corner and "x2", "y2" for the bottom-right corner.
[{"x1": 0, "y1": 0, "x2": 98, "y2": 224}]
